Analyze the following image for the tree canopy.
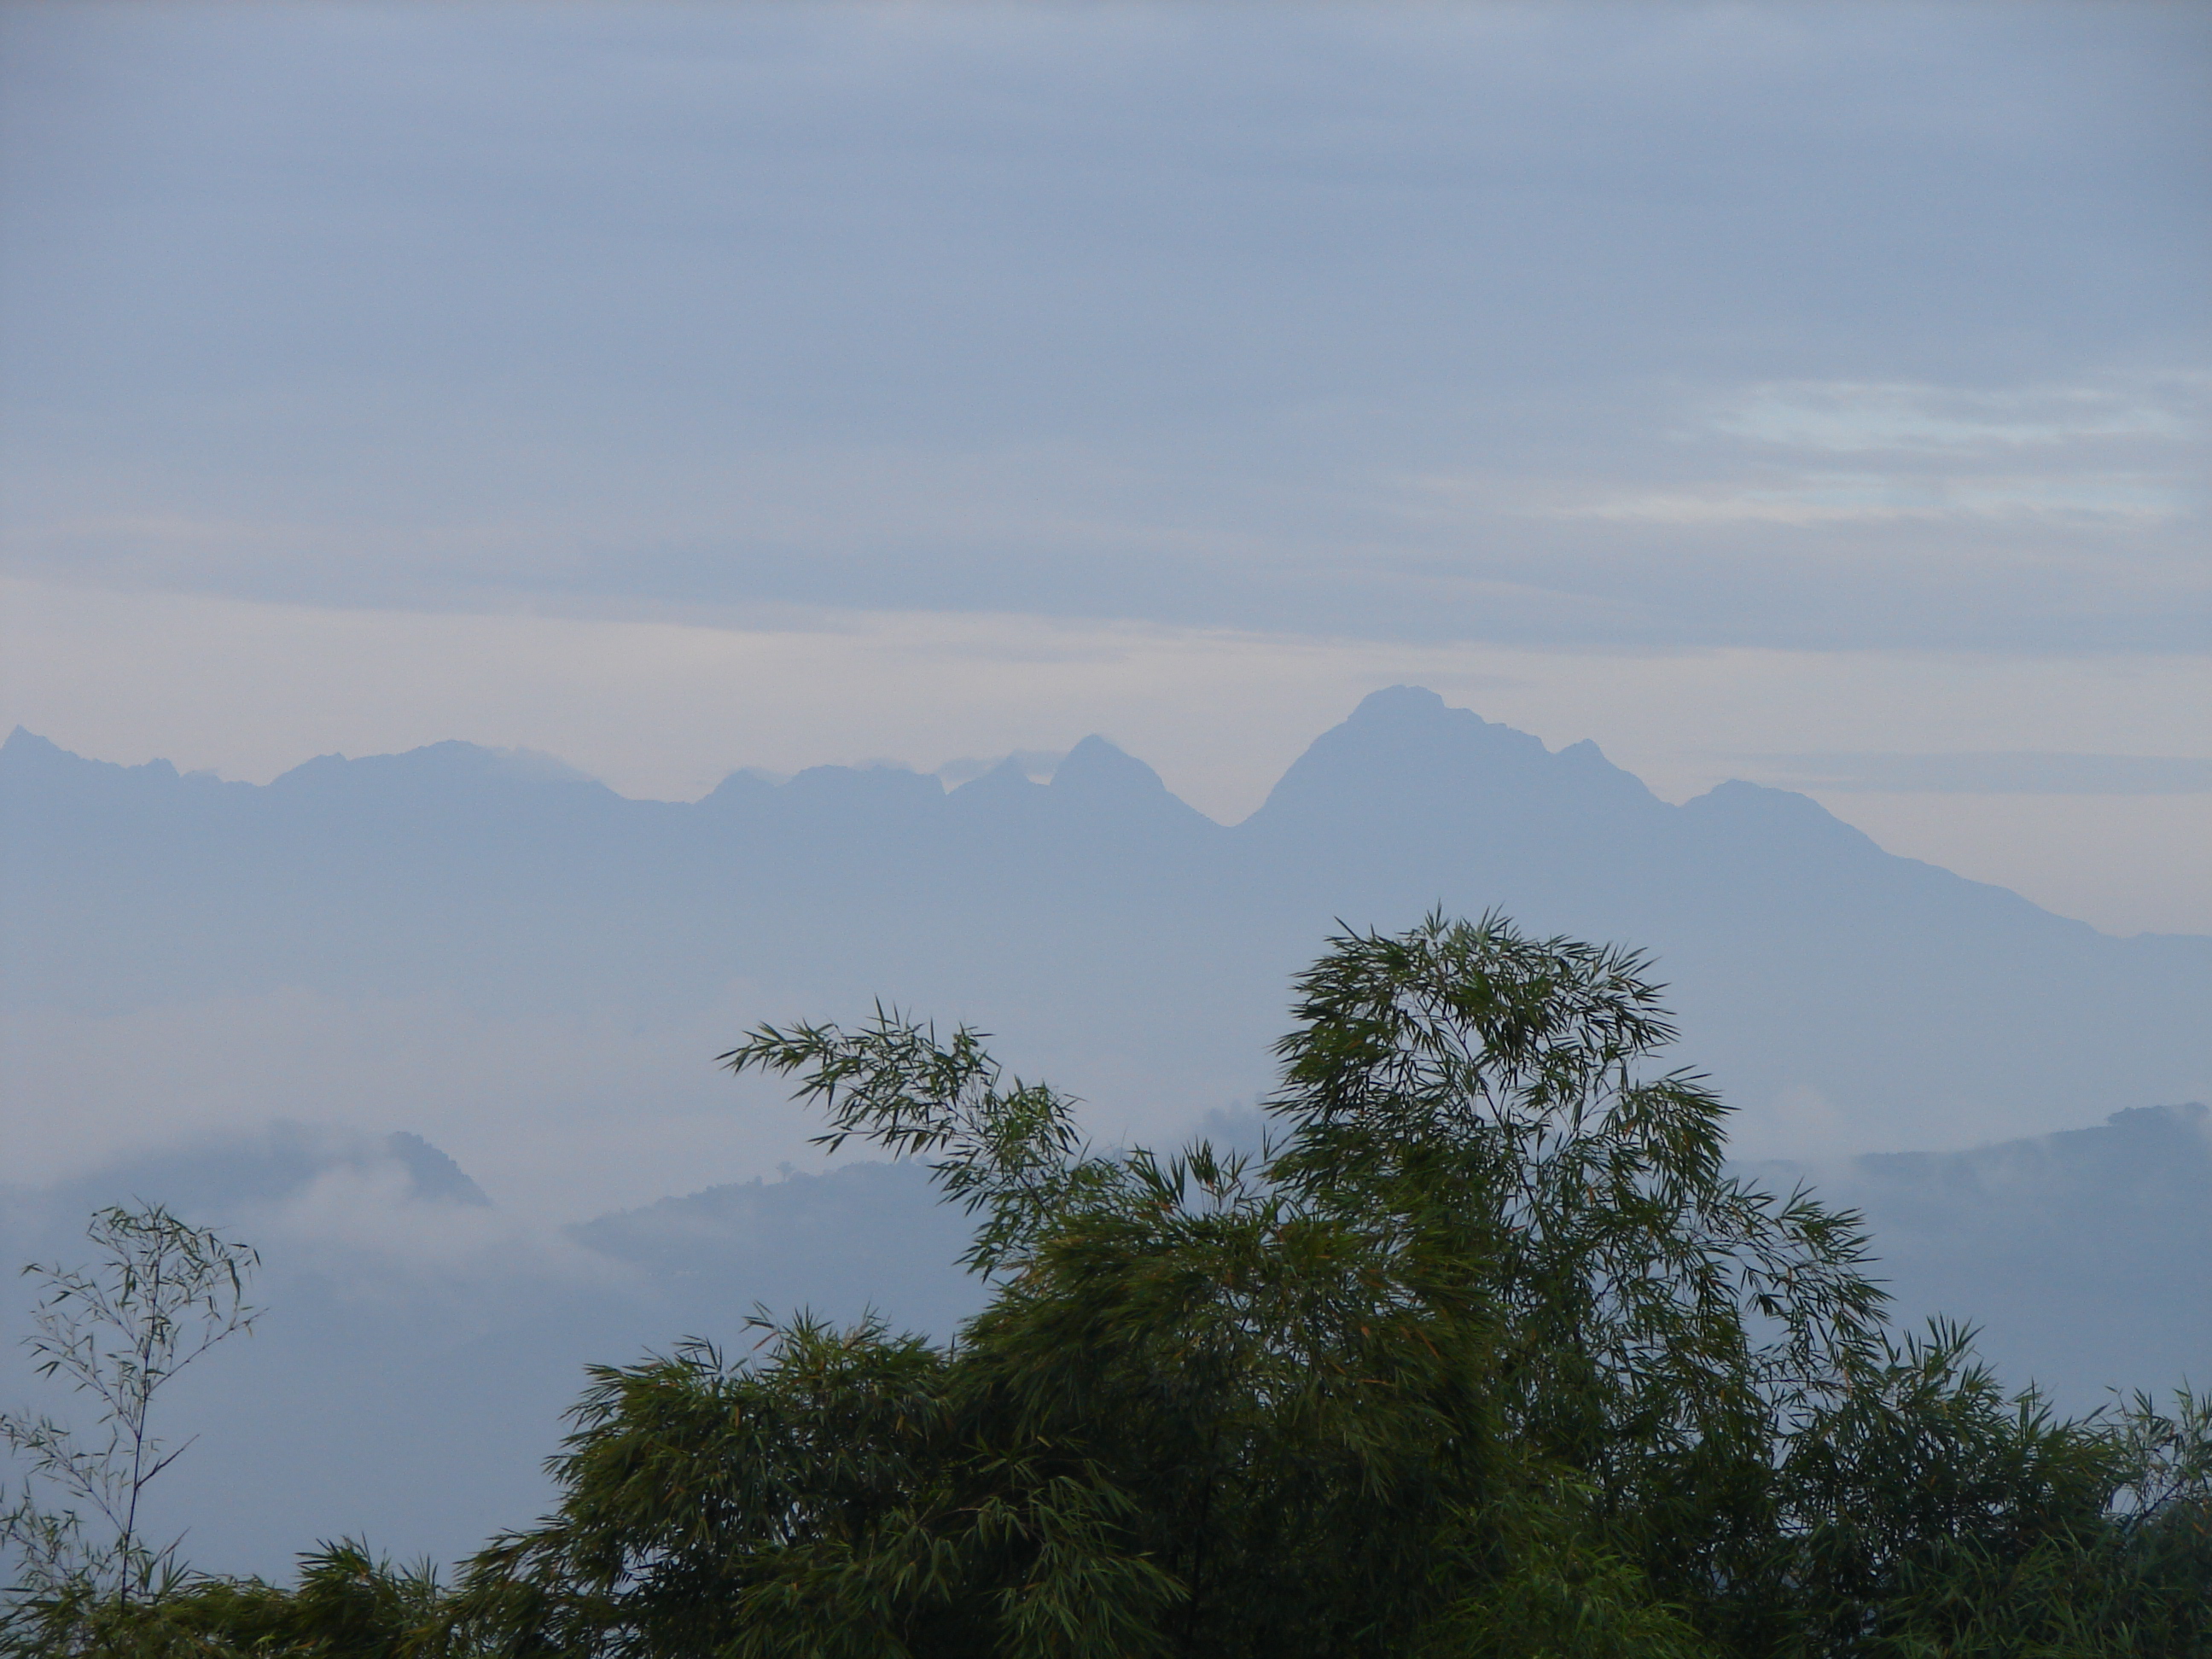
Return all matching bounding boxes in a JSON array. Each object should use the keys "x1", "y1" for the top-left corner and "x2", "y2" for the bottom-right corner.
[
  {"x1": 7, "y1": 915, "x2": 2208, "y2": 1656},
  {"x1": 450, "y1": 914, "x2": 2210, "y2": 1657}
]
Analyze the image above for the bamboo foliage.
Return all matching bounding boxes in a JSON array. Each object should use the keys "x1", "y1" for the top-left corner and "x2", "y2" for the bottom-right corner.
[{"x1": 7, "y1": 917, "x2": 2206, "y2": 1656}]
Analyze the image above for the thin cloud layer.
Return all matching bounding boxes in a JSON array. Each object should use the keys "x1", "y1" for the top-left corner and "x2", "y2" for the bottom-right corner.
[
  {"x1": 1, "y1": 3, "x2": 2204, "y2": 651},
  {"x1": 1749, "y1": 752, "x2": 2212, "y2": 796}
]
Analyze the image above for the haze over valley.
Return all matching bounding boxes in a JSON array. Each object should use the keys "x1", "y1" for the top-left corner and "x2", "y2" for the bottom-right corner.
[
  {"x1": 4, "y1": 689, "x2": 2206, "y2": 1569},
  {"x1": 9, "y1": 687, "x2": 2206, "y2": 1201}
]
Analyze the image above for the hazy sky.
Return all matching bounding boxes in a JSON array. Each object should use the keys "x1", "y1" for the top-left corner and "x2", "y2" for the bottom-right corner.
[{"x1": 3, "y1": 2, "x2": 2207, "y2": 931}]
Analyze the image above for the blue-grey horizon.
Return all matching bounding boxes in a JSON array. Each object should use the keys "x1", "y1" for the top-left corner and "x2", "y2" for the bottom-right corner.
[{"x1": 3, "y1": 1, "x2": 2207, "y2": 934}]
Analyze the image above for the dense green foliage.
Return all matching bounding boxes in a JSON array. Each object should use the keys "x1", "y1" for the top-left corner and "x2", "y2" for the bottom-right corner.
[{"x1": 7, "y1": 917, "x2": 2209, "y2": 1655}]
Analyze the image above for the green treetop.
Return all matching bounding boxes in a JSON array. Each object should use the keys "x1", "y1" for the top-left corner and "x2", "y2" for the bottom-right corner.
[{"x1": 448, "y1": 915, "x2": 2209, "y2": 1657}]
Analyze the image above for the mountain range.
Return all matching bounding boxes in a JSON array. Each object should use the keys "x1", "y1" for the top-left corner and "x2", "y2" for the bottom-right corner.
[
  {"x1": 5, "y1": 686, "x2": 2206, "y2": 1182},
  {"x1": 3, "y1": 691, "x2": 2209, "y2": 1574}
]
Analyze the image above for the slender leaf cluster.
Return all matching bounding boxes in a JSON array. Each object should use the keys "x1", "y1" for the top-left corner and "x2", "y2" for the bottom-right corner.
[{"x1": 2, "y1": 1204, "x2": 259, "y2": 1615}]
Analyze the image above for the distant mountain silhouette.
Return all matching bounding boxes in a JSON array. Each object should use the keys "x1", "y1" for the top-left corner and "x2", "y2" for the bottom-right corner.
[
  {"x1": 573, "y1": 1161, "x2": 981, "y2": 1336},
  {"x1": 2, "y1": 1124, "x2": 491, "y2": 1225},
  {"x1": 0, "y1": 1131, "x2": 973, "y2": 1580},
  {"x1": 1780, "y1": 1101, "x2": 2212, "y2": 1406},
  {"x1": 5, "y1": 690, "x2": 2205, "y2": 1155}
]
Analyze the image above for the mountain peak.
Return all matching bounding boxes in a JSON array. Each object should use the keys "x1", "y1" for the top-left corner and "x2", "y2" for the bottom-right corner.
[
  {"x1": 1347, "y1": 684, "x2": 1451, "y2": 724},
  {"x1": 0, "y1": 726, "x2": 73, "y2": 780},
  {"x1": 950, "y1": 754, "x2": 1046, "y2": 799},
  {"x1": 384, "y1": 1131, "x2": 493, "y2": 1206},
  {"x1": 1325, "y1": 685, "x2": 1551, "y2": 765},
  {"x1": 1051, "y1": 735, "x2": 1167, "y2": 797},
  {"x1": 1043, "y1": 735, "x2": 1216, "y2": 831},
  {"x1": 1679, "y1": 778, "x2": 1888, "y2": 853},
  {"x1": 1245, "y1": 686, "x2": 1650, "y2": 835},
  {"x1": 0, "y1": 729, "x2": 199, "y2": 801}
]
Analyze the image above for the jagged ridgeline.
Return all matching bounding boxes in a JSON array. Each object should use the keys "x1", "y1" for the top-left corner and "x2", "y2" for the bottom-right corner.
[
  {"x1": 3, "y1": 689, "x2": 2209, "y2": 1598},
  {"x1": 4, "y1": 688, "x2": 2207, "y2": 1154}
]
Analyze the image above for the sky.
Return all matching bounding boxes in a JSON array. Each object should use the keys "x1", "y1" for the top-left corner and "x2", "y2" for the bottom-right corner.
[{"x1": 3, "y1": 1, "x2": 2208, "y2": 934}]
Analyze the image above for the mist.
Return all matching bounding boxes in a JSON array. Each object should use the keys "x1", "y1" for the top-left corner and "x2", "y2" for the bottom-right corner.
[{"x1": 3, "y1": 0, "x2": 2207, "y2": 1619}]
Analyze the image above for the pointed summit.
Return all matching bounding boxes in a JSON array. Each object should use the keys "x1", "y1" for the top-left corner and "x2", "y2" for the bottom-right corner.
[
  {"x1": 1344, "y1": 684, "x2": 1451, "y2": 725},
  {"x1": 1244, "y1": 685, "x2": 1654, "y2": 840},
  {"x1": 0, "y1": 726, "x2": 73, "y2": 780},
  {"x1": 1051, "y1": 736, "x2": 1169, "y2": 800},
  {"x1": 0, "y1": 729, "x2": 193, "y2": 806},
  {"x1": 949, "y1": 753, "x2": 1046, "y2": 801},
  {"x1": 2, "y1": 727, "x2": 178, "y2": 779},
  {"x1": 1048, "y1": 735, "x2": 1215, "y2": 833}
]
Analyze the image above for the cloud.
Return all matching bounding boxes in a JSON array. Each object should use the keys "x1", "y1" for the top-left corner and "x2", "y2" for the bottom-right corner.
[
  {"x1": 1, "y1": 5, "x2": 2205, "y2": 652},
  {"x1": 1561, "y1": 473, "x2": 2192, "y2": 527},
  {"x1": 1744, "y1": 752, "x2": 2212, "y2": 795},
  {"x1": 1708, "y1": 378, "x2": 2203, "y2": 455},
  {"x1": 1560, "y1": 375, "x2": 2204, "y2": 527},
  {"x1": 0, "y1": 983, "x2": 829, "y2": 1220},
  {"x1": 256, "y1": 1160, "x2": 633, "y2": 1288},
  {"x1": 936, "y1": 749, "x2": 1068, "y2": 788}
]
